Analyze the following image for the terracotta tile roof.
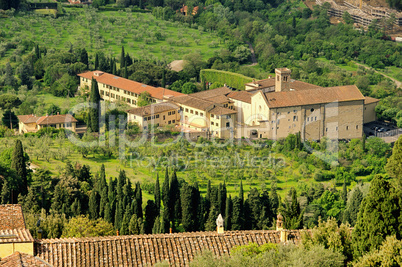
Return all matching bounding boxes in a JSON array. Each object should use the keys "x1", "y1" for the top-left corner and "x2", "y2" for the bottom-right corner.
[
  {"x1": 0, "y1": 229, "x2": 34, "y2": 243},
  {"x1": 0, "y1": 204, "x2": 26, "y2": 230},
  {"x1": 78, "y1": 71, "x2": 184, "y2": 100},
  {"x1": 36, "y1": 114, "x2": 78, "y2": 126},
  {"x1": 170, "y1": 95, "x2": 215, "y2": 111},
  {"x1": 18, "y1": 115, "x2": 78, "y2": 126},
  {"x1": 35, "y1": 230, "x2": 303, "y2": 267},
  {"x1": 227, "y1": 91, "x2": 253, "y2": 104},
  {"x1": 209, "y1": 106, "x2": 237, "y2": 115},
  {"x1": 204, "y1": 95, "x2": 232, "y2": 104},
  {"x1": 245, "y1": 79, "x2": 322, "y2": 91},
  {"x1": 127, "y1": 102, "x2": 179, "y2": 117},
  {"x1": 263, "y1": 85, "x2": 365, "y2": 108},
  {"x1": 0, "y1": 251, "x2": 52, "y2": 267},
  {"x1": 364, "y1": 96, "x2": 380, "y2": 104},
  {"x1": 17, "y1": 115, "x2": 37, "y2": 124},
  {"x1": 190, "y1": 87, "x2": 232, "y2": 100}
]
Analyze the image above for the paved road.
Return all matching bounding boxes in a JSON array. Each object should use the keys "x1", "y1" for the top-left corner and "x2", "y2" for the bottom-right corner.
[{"x1": 353, "y1": 61, "x2": 401, "y2": 88}]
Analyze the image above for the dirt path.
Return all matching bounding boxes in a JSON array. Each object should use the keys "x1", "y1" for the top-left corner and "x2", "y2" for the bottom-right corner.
[
  {"x1": 246, "y1": 41, "x2": 258, "y2": 66},
  {"x1": 353, "y1": 61, "x2": 401, "y2": 88}
]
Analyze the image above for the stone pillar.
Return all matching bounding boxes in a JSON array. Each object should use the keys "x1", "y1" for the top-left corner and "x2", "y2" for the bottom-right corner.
[{"x1": 216, "y1": 214, "x2": 224, "y2": 234}]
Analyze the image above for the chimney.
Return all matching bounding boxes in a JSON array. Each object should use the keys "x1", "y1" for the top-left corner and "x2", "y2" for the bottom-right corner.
[
  {"x1": 216, "y1": 214, "x2": 224, "y2": 234},
  {"x1": 275, "y1": 68, "x2": 291, "y2": 92}
]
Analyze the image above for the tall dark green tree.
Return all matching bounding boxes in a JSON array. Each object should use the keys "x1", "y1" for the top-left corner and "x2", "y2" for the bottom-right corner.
[
  {"x1": 231, "y1": 196, "x2": 243, "y2": 230},
  {"x1": 95, "y1": 53, "x2": 99, "y2": 70},
  {"x1": 120, "y1": 208, "x2": 131, "y2": 235},
  {"x1": 343, "y1": 187, "x2": 363, "y2": 227},
  {"x1": 114, "y1": 200, "x2": 123, "y2": 230},
  {"x1": 80, "y1": 48, "x2": 89, "y2": 69},
  {"x1": 162, "y1": 168, "x2": 170, "y2": 233},
  {"x1": 169, "y1": 170, "x2": 181, "y2": 224},
  {"x1": 134, "y1": 182, "x2": 143, "y2": 218},
  {"x1": 352, "y1": 175, "x2": 402, "y2": 257},
  {"x1": 120, "y1": 46, "x2": 125, "y2": 67},
  {"x1": 180, "y1": 184, "x2": 198, "y2": 232},
  {"x1": 11, "y1": 139, "x2": 28, "y2": 196},
  {"x1": 88, "y1": 78, "x2": 101, "y2": 132},
  {"x1": 144, "y1": 200, "x2": 158, "y2": 234},
  {"x1": 154, "y1": 174, "x2": 161, "y2": 211},
  {"x1": 225, "y1": 195, "x2": 232, "y2": 230},
  {"x1": 386, "y1": 135, "x2": 402, "y2": 188},
  {"x1": 89, "y1": 189, "x2": 100, "y2": 219},
  {"x1": 99, "y1": 165, "x2": 108, "y2": 218},
  {"x1": 1, "y1": 180, "x2": 10, "y2": 204},
  {"x1": 282, "y1": 188, "x2": 303, "y2": 230}
]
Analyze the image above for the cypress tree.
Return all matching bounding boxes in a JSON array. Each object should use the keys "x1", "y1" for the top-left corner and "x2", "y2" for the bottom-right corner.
[
  {"x1": 89, "y1": 189, "x2": 100, "y2": 219},
  {"x1": 104, "y1": 202, "x2": 112, "y2": 223},
  {"x1": 95, "y1": 53, "x2": 99, "y2": 70},
  {"x1": 225, "y1": 195, "x2": 232, "y2": 230},
  {"x1": 117, "y1": 170, "x2": 126, "y2": 202},
  {"x1": 205, "y1": 205, "x2": 219, "y2": 231},
  {"x1": 123, "y1": 64, "x2": 128, "y2": 79},
  {"x1": 120, "y1": 46, "x2": 125, "y2": 68},
  {"x1": 270, "y1": 183, "x2": 279, "y2": 216},
  {"x1": 161, "y1": 69, "x2": 166, "y2": 88},
  {"x1": 162, "y1": 168, "x2": 170, "y2": 233},
  {"x1": 343, "y1": 187, "x2": 363, "y2": 227},
  {"x1": 144, "y1": 200, "x2": 158, "y2": 234},
  {"x1": 282, "y1": 188, "x2": 303, "y2": 229},
  {"x1": 152, "y1": 215, "x2": 161, "y2": 234},
  {"x1": 162, "y1": 168, "x2": 170, "y2": 216},
  {"x1": 88, "y1": 78, "x2": 101, "y2": 132},
  {"x1": 80, "y1": 48, "x2": 89, "y2": 69},
  {"x1": 247, "y1": 188, "x2": 261, "y2": 230},
  {"x1": 352, "y1": 175, "x2": 402, "y2": 257},
  {"x1": 114, "y1": 200, "x2": 123, "y2": 230},
  {"x1": 129, "y1": 214, "x2": 139, "y2": 234},
  {"x1": 135, "y1": 182, "x2": 143, "y2": 218},
  {"x1": 342, "y1": 179, "x2": 348, "y2": 204},
  {"x1": 1, "y1": 180, "x2": 10, "y2": 204},
  {"x1": 71, "y1": 198, "x2": 81, "y2": 216},
  {"x1": 11, "y1": 139, "x2": 28, "y2": 196},
  {"x1": 386, "y1": 135, "x2": 402, "y2": 188},
  {"x1": 231, "y1": 196, "x2": 243, "y2": 230},
  {"x1": 154, "y1": 174, "x2": 161, "y2": 211},
  {"x1": 169, "y1": 170, "x2": 181, "y2": 224},
  {"x1": 99, "y1": 165, "x2": 108, "y2": 218},
  {"x1": 180, "y1": 184, "x2": 195, "y2": 232},
  {"x1": 120, "y1": 208, "x2": 131, "y2": 235}
]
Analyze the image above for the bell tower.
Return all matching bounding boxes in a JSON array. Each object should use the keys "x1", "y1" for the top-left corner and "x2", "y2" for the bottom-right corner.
[{"x1": 275, "y1": 68, "x2": 291, "y2": 92}]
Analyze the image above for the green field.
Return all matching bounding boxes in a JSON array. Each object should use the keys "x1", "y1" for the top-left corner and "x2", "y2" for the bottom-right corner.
[{"x1": 0, "y1": 7, "x2": 222, "y2": 65}]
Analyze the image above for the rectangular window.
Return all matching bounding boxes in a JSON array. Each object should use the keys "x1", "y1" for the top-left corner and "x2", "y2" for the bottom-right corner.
[
  {"x1": 211, "y1": 122, "x2": 214, "y2": 126},
  {"x1": 326, "y1": 128, "x2": 328, "y2": 132},
  {"x1": 226, "y1": 122, "x2": 230, "y2": 128},
  {"x1": 356, "y1": 125, "x2": 358, "y2": 129},
  {"x1": 307, "y1": 117, "x2": 309, "y2": 122},
  {"x1": 211, "y1": 114, "x2": 214, "y2": 118},
  {"x1": 277, "y1": 119, "x2": 280, "y2": 125},
  {"x1": 172, "y1": 120, "x2": 175, "y2": 123},
  {"x1": 185, "y1": 108, "x2": 189, "y2": 112},
  {"x1": 195, "y1": 111, "x2": 198, "y2": 115},
  {"x1": 172, "y1": 111, "x2": 175, "y2": 115},
  {"x1": 163, "y1": 115, "x2": 165, "y2": 120},
  {"x1": 216, "y1": 116, "x2": 219, "y2": 119},
  {"x1": 144, "y1": 117, "x2": 147, "y2": 121},
  {"x1": 200, "y1": 113, "x2": 203, "y2": 116},
  {"x1": 293, "y1": 116, "x2": 297, "y2": 121},
  {"x1": 168, "y1": 121, "x2": 171, "y2": 124},
  {"x1": 156, "y1": 115, "x2": 159, "y2": 119},
  {"x1": 216, "y1": 123, "x2": 219, "y2": 127},
  {"x1": 346, "y1": 126, "x2": 349, "y2": 130},
  {"x1": 168, "y1": 112, "x2": 171, "y2": 115},
  {"x1": 226, "y1": 115, "x2": 231, "y2": 119},
  {"x1": 315, "y1": 116, "x2": 317, "y2": 121},
  {"x1": 190, "y1": 110, "x2": 193, "y2": 114}
]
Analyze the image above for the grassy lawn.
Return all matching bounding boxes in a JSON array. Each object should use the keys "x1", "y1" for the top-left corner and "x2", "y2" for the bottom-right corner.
[
  {"x1": 0, "y1": 7, "x2": 221, "y2": 64},
  {"x1": 316, "y1": 57, "x2": 359, "y2": 72}
]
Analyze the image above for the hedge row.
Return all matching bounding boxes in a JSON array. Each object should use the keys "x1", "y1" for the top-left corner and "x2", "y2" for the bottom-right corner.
[{"x1": 200, "y1": 69, "x2": 253, "y2": 90}]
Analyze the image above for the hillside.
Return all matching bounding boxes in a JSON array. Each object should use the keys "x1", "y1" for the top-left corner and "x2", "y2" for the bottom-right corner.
[{"x1": 0, "y1": 7, "x2": 221, "y2": 66}]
